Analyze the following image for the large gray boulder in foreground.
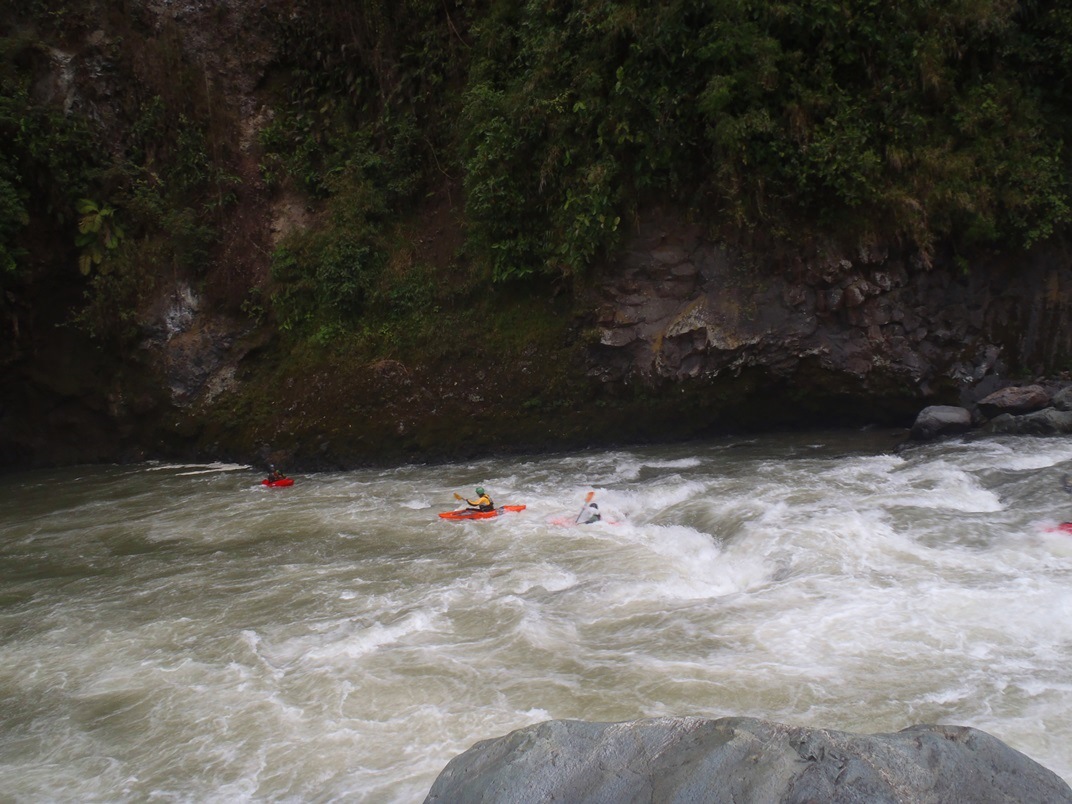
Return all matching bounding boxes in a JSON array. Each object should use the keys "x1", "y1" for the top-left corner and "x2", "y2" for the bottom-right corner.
[{"x1": 425, "y1": 716, "x2": 1072, "y2": 803}]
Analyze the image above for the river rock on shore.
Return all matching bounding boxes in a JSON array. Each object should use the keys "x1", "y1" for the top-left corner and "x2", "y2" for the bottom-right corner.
[
  {"x1": 424, "y1": 716, "x2": 1072, "y2": 803},
  {"x1": 986, "y1": 408, "x2": 1072, "y2": 435},
  {"x1": 908, "y1": 380, "x2": 1072, "y2": 441},
  {"x1": 909, "y1": 405, "x2": 973, "y2": 441},
  {"x1": 976, "y1": 384, "x2": 1052, "y2": 417}
]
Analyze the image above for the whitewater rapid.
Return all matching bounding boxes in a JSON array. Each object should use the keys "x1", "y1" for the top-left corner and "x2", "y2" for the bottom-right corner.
[{"x1": 1, "y1": 430, "x2": 1071, "y2": 800}]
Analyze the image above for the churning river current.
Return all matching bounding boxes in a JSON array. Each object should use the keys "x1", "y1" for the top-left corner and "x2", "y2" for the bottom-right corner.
[{"x1": 2, "y1": 430, "x2": 1072, "y2": 801}]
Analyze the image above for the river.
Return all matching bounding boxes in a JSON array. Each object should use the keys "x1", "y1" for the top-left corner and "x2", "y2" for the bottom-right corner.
[{"x1": 2, "y1": 430, "x2": 1071, "y2": 800}]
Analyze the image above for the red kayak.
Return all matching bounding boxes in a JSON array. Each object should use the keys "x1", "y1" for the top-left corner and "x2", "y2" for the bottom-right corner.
[
  {"x1": 262, "y1": 478, "x2": 294, "y2": 488},
  {"x1": 439, "y1": 505, "x2": 526, "y2": 521},
  {"x1": 1045, "y1": 522, "x2": 1072, "y2": 534}
]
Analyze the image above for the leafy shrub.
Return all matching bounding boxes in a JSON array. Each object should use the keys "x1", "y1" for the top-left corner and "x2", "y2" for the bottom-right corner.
[
  {"x1": 0, "y1": 36, "x2": 98, "y2": 272},
  {"x1": 0, "y1": 162, "x2": 28, "y2": 276},
  {"x1": 270, "y1": 223, "x2": 386, "y2": 335},
  {"x1": 72, "y1": 238, "x2": 157, "y2": 344},
  {"x1": 461, "y1": 0, "x2": 1072, "y2": 275},
  {"x1": 75, "y1": 199, "x2": 124, "y2": 275}
]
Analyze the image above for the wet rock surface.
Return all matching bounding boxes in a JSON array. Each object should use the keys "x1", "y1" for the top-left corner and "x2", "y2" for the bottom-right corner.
[
  {"x1": 907, "y1": 379, "x2": 1072, "y2": 441},
  {"x1": 909, "y1": 405, "x2": 974, "y2": 441},
  {"x1": 589, "y1": 216, "x2": 1072, "y2": 418},
  {"x1": 976, "y1": 384, "x2": 1051, "y2": 417},
  {"x1": 425, "y1": 716, "x2": 1072, "y2": 804}
]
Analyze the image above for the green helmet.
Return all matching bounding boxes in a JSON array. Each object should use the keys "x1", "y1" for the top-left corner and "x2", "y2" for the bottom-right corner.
[{"x1": 475, "y1": 487, "x2": 485, "y2": 496}]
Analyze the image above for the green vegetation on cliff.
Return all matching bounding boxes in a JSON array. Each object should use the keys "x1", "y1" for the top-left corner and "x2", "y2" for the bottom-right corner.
[
  {"x1": 1, "y1": 7, "x2": 239, "y2": 347},
  {"x1": 5, "y1": 0, "x2": 1072, "y2": 340},
  {"x1": 460, "y1": 0, "x2": 1072, "y2": 278},
  {"x1": 4, "y1": 0, "x2": 1072, "y2": 465},
  {"x1": 245, "y1": 0, "x2": 1072, "y2": 366}
]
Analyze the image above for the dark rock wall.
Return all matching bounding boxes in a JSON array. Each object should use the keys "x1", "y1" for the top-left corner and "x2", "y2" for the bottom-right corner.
[
  {"x1": 6, "y1": 3, "x2": 1072, "y2": 468},
  {"x1": 588, "y1": 212, "x2": 1072, "y2": 418}
]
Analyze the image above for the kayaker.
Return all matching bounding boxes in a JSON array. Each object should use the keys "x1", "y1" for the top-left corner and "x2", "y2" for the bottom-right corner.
[
  {"x1": 580, "y1": 502, "x2": 601, "y2": 524},
  {"x1": 266, "y1": 465, "x2": 287, "y2": 483},
  {"x1": 460, "y1": 486, "x2": 494, "y2": 512}
]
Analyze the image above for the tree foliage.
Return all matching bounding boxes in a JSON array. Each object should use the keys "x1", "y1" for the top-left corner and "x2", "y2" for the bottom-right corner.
[
  {"x1": 0, "y1": 34, "x2": 98, "y2": 280},
  {"x1": 7, "y1": 0, "x2": 1072, "y2": 352},
  {"x1": 75, "y1": 199, "x2": 124, "y2": 275},
  {"x1": 0, "y1": 9, "x2": 238, "y2": 341},
  {"x1": 461, "y1": 0, "x2": 1072, "y2": 278}
]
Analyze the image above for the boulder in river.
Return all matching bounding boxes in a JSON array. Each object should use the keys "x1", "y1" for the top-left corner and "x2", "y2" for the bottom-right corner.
[
  {"x1": 976, "y1": 384, "x2": 1051, "y2": 418},
  {"x1": 1051, "y1": 386, "x2": 1072, "y2": 412},
  {"x1": 909, "y1": 404, "x2": 973, "y2": 441},
  {"x1": 424, "y1": 716, "x2": 1072, "y2": 804},
  {"x1": 983, "y1": 408, "x2": 1072, "y2": 436}
]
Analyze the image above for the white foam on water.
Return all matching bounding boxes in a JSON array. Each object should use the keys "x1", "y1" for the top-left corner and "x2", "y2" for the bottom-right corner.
[
  {"x1": 174, "y1": 465, "x2": 250, "y2": 476},
  {"x1": 300, "y1": 609, "x2": 442, "y2": 664},
  {"x1": 140, "y1": 462, "x2": 250, "y2": 476},
  {"x1": 2, "y1": 433, "x2": 1072, "y2": 799}
]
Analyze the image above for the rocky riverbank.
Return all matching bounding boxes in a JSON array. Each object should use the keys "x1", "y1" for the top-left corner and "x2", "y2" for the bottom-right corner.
[{"x1": 910, "y1": 381, "x2": 1072, "y2": 442}]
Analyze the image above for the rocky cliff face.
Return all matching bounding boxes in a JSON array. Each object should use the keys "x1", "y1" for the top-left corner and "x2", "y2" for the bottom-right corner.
[
  {"x1": 588, "y1": 213, "x2": 1072, "y2": 419},
  {"x1": 5, "y1": 2, "x2": 1072, "y2": 469}
]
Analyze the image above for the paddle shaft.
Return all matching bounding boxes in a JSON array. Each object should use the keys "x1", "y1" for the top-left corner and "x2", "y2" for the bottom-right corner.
[{"x1": 575, "y1": 491, "x2": 595, "y2": 523}]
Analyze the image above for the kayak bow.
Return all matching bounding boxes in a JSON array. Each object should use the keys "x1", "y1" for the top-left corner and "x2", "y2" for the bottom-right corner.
[{"x1": 439, "y1": 505, "x2": 526, "y2": 521}]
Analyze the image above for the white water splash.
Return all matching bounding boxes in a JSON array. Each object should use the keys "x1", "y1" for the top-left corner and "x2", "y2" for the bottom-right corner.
[{"x1": 0, "y1": 436, "x2": 1070, "y2": 801}]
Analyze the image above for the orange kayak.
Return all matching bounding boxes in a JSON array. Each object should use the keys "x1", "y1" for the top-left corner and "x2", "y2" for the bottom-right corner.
[{"x1": 439, "y1": 505, "x2": 526, "y2": 521}]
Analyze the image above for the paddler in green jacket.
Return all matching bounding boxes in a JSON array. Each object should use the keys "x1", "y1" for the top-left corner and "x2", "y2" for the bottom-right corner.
[{"x1": 460, "y1": 487, "x2": 494, "y2": 512}]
